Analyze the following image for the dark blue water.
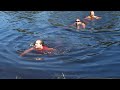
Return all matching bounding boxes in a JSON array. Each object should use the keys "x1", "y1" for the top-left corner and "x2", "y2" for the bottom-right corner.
[{"x1": 0, "y1": 11, "x2": 120, "y2": 79}]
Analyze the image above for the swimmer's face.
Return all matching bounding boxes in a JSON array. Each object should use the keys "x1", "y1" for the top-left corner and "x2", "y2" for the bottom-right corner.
[
  {"x1": 34, "y1": 40, "x2": 43, "y2": 48},
  {"x1": 76, "y1": 19, "x2": 80, "y2": 22},
  {"x1": 90, "y1": 11, "x2": 95, "y2": 16},
  {"x1": 75, "y1": 19, "x2": 82, "y2": 26}
]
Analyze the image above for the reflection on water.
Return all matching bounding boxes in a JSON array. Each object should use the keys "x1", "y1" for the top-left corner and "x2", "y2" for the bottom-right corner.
[{"x1": 0, "y1": 11, "x2": 120, "y2": 79}]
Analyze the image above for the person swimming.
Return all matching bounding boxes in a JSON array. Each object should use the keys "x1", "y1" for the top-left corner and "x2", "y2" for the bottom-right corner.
[
  {"x1": 84, "y1": 11, "x2": 101, "y2": 20},
  {"x1": 20, "y1": 40, "x2": 55, "y2": 56},
  {"x1": 70, "y1": 18, "x2": 86, "y2": 30}
]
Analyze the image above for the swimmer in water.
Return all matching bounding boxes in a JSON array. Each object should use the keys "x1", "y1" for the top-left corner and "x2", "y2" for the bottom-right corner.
[
  {"x1": 84, "y1": 11, "x2": 101, "y2": 20},
  {"x1": 20, "y1": 40, "x2": 55, "y2": 56},
  {"x1": 70, "y1": 18, "x2": 86, "y2": 30}
]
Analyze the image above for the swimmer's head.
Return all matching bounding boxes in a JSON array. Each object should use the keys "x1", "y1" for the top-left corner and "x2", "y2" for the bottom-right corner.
[
  {"x1": 90, "y1": 11, "x2": 95, "y2": 16},
  {"x1": 75, "y1": 18, "x2": 81, "y2": 22},
  {"x1": 33, "y1": 40, "x2": 44, "y2": 48}
]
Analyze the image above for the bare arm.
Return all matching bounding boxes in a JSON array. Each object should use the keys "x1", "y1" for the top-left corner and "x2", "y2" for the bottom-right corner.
[
  {"x1": 45, "y1": 48, "x2": 56, "y2": 54},
  {"x1": 95, "y1": 16, "x2": 102, "y2": 19},
  {"x1": 81, "y1": 23, "x2": 86, "y2": 29},
  {"x1": 20, "y1": 47, "x2": 34, "y2": 56},
  {"x1": 84, "y1": 16, "x2": 90, "y2": 20},
  {"x1": 47, "y1": 48, "x2": 56, "y2": 51}
]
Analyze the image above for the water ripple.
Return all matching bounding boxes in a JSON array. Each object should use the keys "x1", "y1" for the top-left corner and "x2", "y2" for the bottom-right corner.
[{"x1": 0, "y1": 11, "x2": 120, "y2": 78}]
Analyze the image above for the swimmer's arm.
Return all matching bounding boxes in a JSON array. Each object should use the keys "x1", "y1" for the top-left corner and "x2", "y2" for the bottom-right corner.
[
  {"x1": 47, "y1": 48, "x2": 56, "y2": 51},
  {"x1": 45, "y1": 48, "x2": 56, "y2": 54},
  {"x1": 20, "y1": 47, "x2": 34, "y2": 56},
  {"x1": 84, "y1": 16, "x2": 91, "y2": 19},
  {"x1": 45, "y1": 47, "x2": 56, "y2": 52},
  {"x1": 81, "y1": 23, "x2": 86, "y2": 29},
  {"x1": 94, "y1": 16, "x2": 102, "y2": 19}
]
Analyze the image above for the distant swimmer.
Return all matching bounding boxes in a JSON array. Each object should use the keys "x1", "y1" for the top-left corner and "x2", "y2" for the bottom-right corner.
[
  {"x1": 20, "y1": 40, "x2": 55, "y2": 56},
  {"x1": 70, "y1": 18, "x2": 86, "y2": 30},
  {"x1": 84, "y1": 11, "x2": 101, "y2": 21}
]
